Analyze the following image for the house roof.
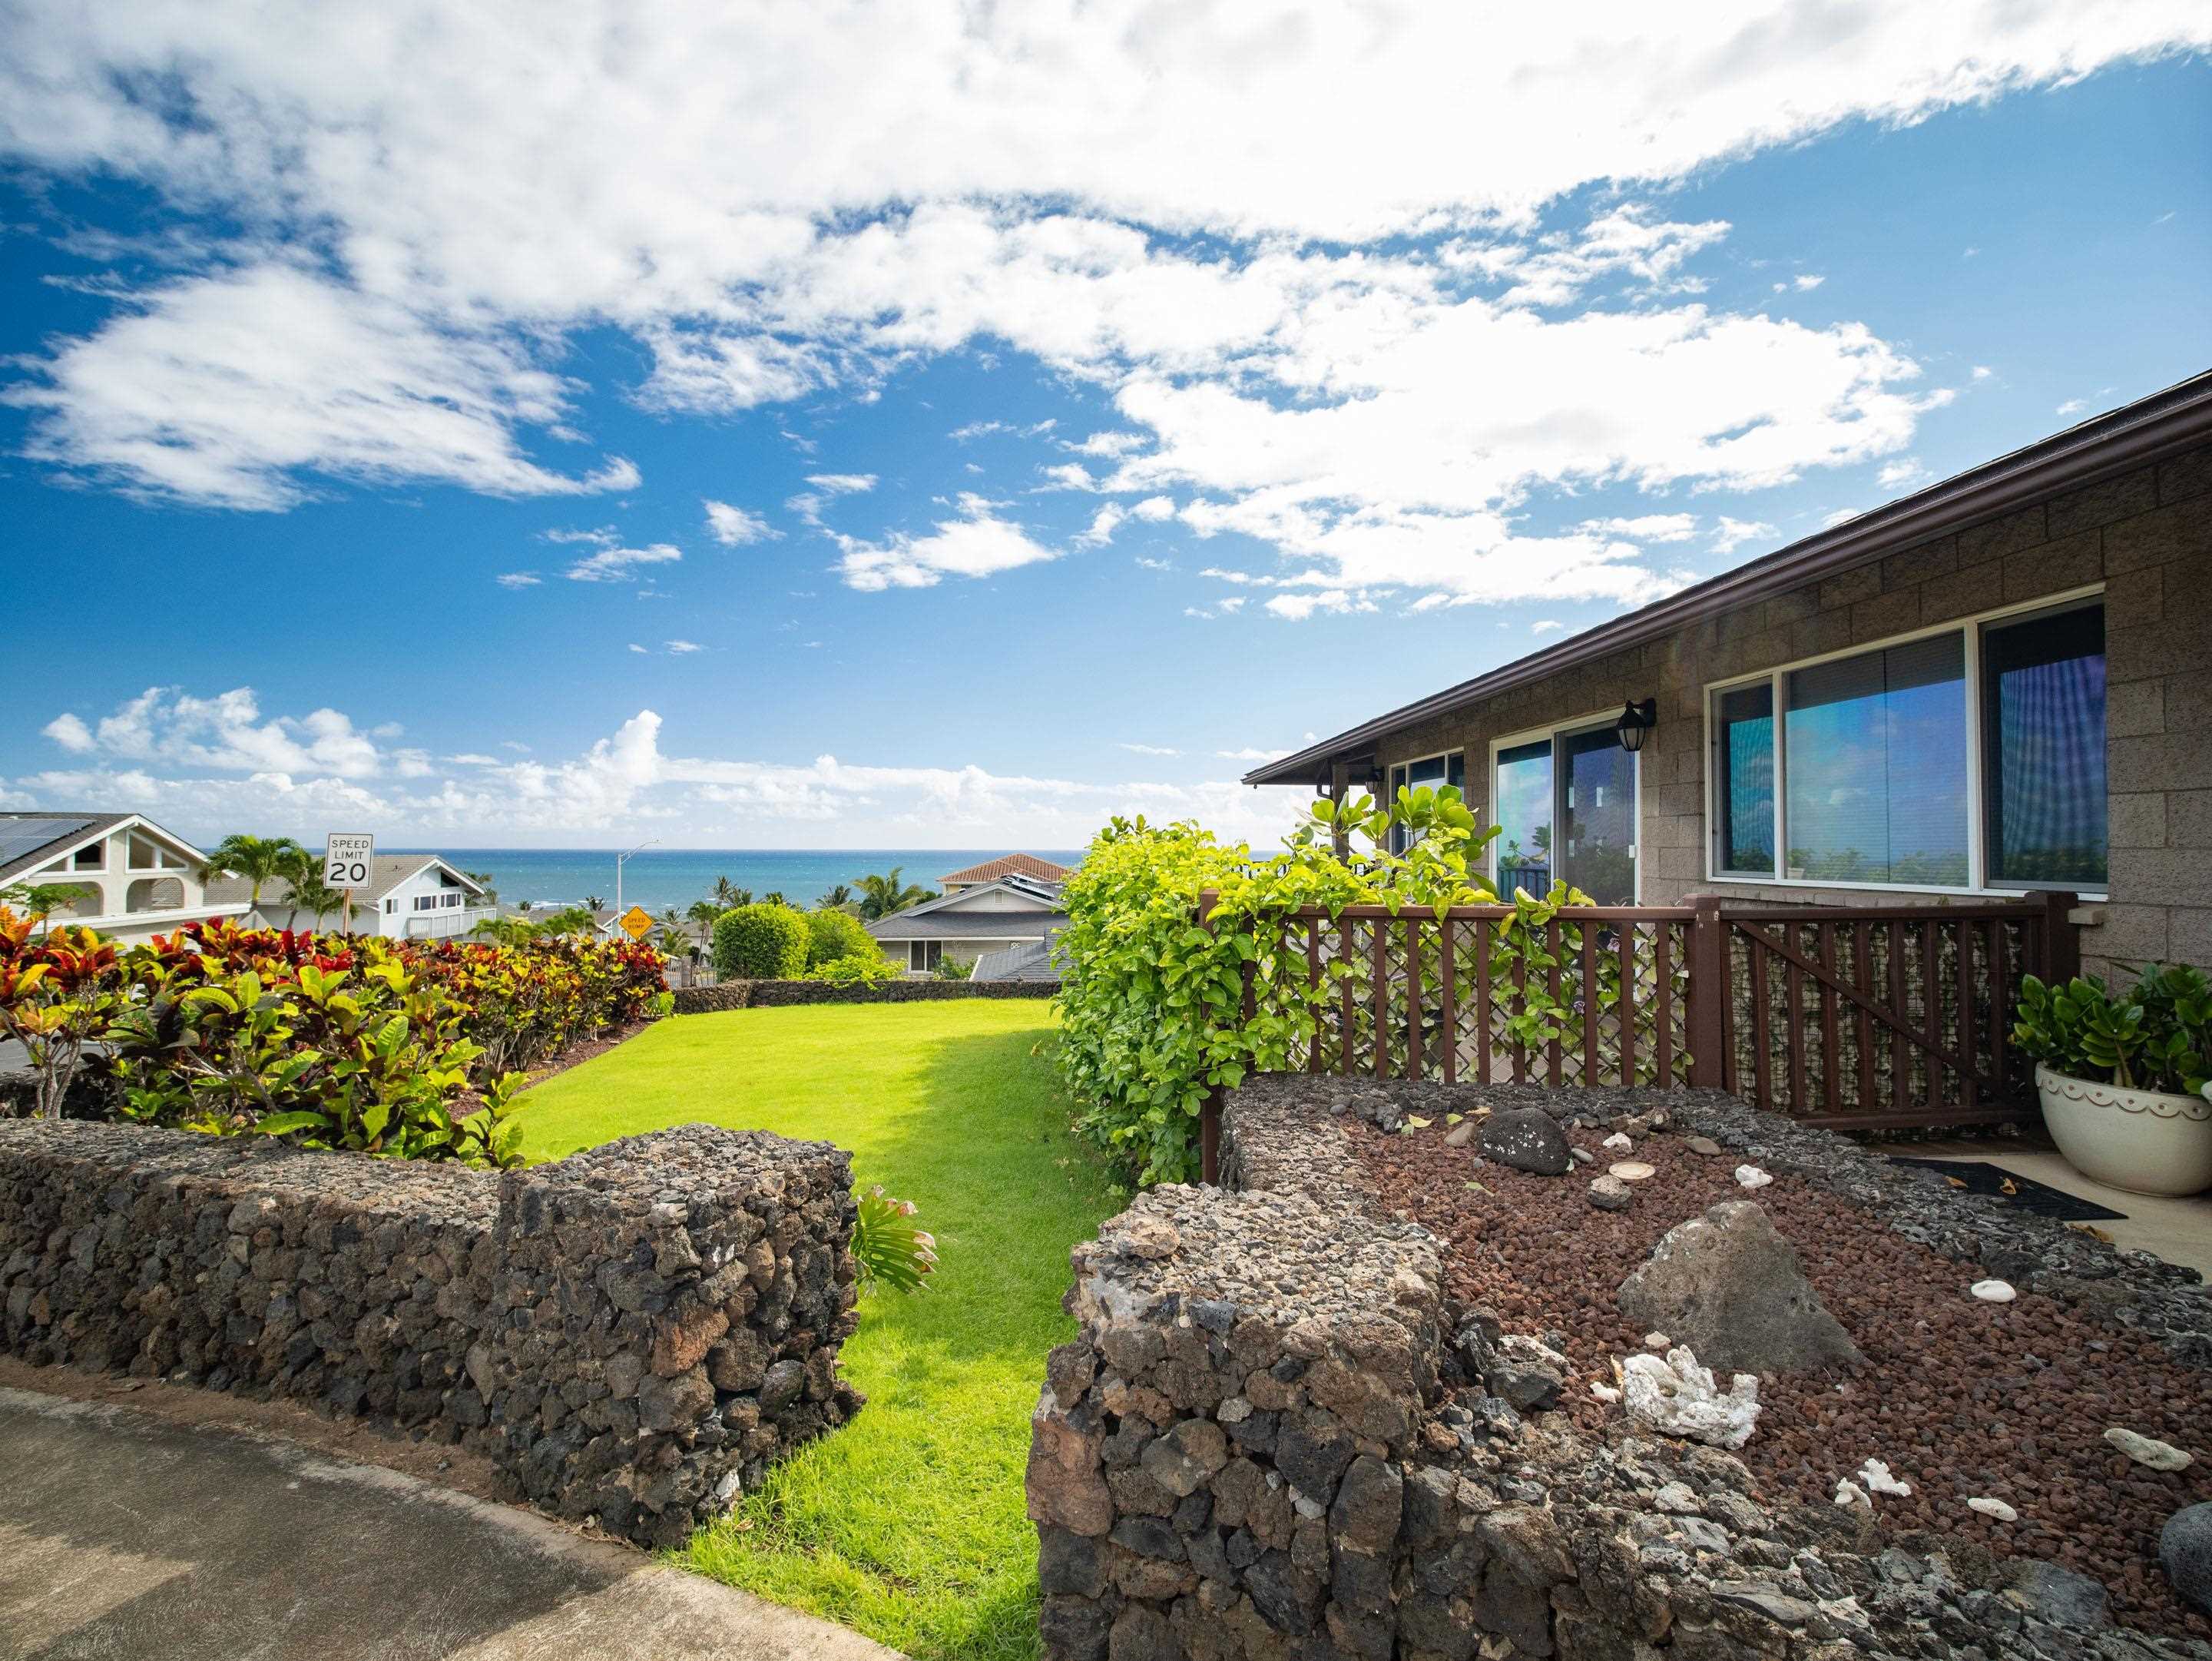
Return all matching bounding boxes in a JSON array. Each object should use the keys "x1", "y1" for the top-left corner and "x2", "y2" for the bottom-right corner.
[
  {"x1": 206, "y1": 854, "x2": 487, "y2": 910},
  {"x1": 969, "y1": 939, "x2": 1062, "y2": 983},
  {"x1": 865, "y1": 911, "x2": 1065, "y2": 943},
  {"x1": 1243, "y1": 369, "x2": 2212, "y2": 787},
  {"x1": 938, "y1": 853, "x2": 1069, "y2": 886},
  {"x1": 886, "y1": 874, "x2": 1066, "y2": 923},
  {"x1": 0, "y1": 813, "x2": 197, "y2": 887}
]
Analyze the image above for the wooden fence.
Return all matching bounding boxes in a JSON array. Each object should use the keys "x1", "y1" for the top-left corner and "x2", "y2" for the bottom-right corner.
[{"x1": 1194, "y1": 889, "x2": 2078, "y2": 1179}]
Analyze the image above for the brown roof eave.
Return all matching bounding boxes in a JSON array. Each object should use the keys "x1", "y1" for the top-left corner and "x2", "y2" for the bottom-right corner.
[{"x1": 1243, "y1": 369, "x2": 2212, "y2": 787}]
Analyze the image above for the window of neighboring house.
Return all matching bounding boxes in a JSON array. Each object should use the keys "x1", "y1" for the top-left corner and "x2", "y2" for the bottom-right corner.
[
  {"x1": 385, "y1": 899, "x2": 397, "y2": 914},
  {"x1": 442, "y1": 892, "x2": 462, "y2": 907},
  {"x1": 908, "y1": 940, "x2": 942, "y2": 971},
  {"x1": 414, "y1": 894, "x2": 439, "y2": 910},
  {"x1": 1708, "y1": 594, "x2": 2104, "y2": 893},
  {"x1": 1385, "y1": 750, "x2": 1465, "y2": 853}
]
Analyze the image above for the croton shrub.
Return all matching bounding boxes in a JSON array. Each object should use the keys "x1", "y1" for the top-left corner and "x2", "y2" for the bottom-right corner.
[
  {"x1": 1053, "y1": 787, "x2": 1683, "y2": 1185},
  {"x1": 0, "y1": 913, "x2": 669, "y2": 1166}
]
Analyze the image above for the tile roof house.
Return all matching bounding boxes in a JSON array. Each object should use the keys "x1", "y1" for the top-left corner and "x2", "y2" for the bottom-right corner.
[
  {"x1": 0, "y1": 812, "x2": 250, "y2": 943},
  {"x1": 866, "y1": 870, "x2": 1067, "y2": 978},
  {"x1": 937, "y1": 853, "x2": 1070, "y2": 891},
  {"x1": 206, "y1": 855, "x2": 492, "y2": 939},
  {"x1": 1243, "y1": 371, "x2": 2212, "y2": 984}
]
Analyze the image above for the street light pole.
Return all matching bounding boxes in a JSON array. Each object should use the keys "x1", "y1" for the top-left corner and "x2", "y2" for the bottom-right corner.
[{"x1": 616, "y1": 839, "x2": 660, "y2": 914}]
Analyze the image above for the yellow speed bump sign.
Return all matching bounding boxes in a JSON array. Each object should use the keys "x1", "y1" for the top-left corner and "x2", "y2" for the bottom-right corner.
[{"x1": 618, "y1": 905, "x2": 654, "y2": 940}]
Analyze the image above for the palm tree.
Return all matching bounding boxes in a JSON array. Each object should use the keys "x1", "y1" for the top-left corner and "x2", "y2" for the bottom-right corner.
[
  {"x1": 201, "y1": 834, "x2": 310, "y2": 910},
  {"x1": 687, "y1": 898, "x2": 723, "y2": 927},
  {"x1": 817, "y1": 883, "x2": 856, "y2": 911},
  {"x1": 761, "y1": 890, "x2": 788, "y2": 908},
  {"x1": 857, "y1": 867, "x2": 932, "y2": 920},
  {"x1": 286, "y1": 873, "x2": 359, "y2": 933},
  {"x1": 711, "y1": 876, "x2": 752, "y2": 910},
  {"x1": 463, "y1": 869, "x2": 499, "y2": 905},
  {"x1": 583, "y1": 893, "x2": 608, "y2": 912}
]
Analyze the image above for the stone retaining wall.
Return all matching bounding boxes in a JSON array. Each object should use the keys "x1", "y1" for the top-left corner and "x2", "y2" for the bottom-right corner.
[
  {"x1": 1028, "y1": 1077, "x2": 2212, "y2": 1661},
  {"x1": 672, "y1": 977, "x2": 1058, "y2": 1014},
  {"x1": 0, "y1": 1119, "x2": 862, "y2": 1547}
]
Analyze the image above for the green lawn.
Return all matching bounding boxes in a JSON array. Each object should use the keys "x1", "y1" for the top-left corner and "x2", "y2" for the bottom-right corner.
[{"x1": 518, "y1": 1000, "x2": 1122, "y2": 1661}]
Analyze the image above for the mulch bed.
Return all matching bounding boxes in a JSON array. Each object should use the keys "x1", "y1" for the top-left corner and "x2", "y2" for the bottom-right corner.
[{"x1": 1352, "y1": 1115, "x2": 2212, "y2": 1641}]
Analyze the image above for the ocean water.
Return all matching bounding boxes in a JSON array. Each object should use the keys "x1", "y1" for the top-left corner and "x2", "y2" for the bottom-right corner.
[{"x1": 405, "y1": 849, "x2": 1085, "y2": 913}]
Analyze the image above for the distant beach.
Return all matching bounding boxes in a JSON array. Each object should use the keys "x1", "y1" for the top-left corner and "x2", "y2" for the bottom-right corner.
[{"x1": 402, "y1": 849, "x2": 1084, "y2": 913}]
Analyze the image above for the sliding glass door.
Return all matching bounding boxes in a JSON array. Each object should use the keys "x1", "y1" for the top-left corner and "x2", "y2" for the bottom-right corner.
[{"x1": 1493, "y1": 723, "x2": 1637, "y2": 903}]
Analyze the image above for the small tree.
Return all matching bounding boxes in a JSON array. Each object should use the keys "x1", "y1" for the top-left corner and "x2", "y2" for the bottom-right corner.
[
  {"x1": 0, "y1": 882, "x2": 96, "y2": 933},
  {"x1": 584, "y1": 893, "x2": 608, "y2": 912},
  {"x1": 201, "y1": 833, "x2": 309, "y2": 910},
  {"x1": 712, "y1": 904, "x2": 810, "y2": 979},
  {"x1": 805, "y1": 907, "x2": 877, "y2": 967},
  {"x1": 817, "y1": 883, "x2": 856, "y2": 911},
  {"x1": 858, "y1": 867, "x2": 932, "y2": 920}
]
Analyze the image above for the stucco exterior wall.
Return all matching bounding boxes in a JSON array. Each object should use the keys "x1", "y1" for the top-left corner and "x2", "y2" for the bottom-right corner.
[{"x1": 1352, "y1": 441, "x2": 2210, "y2": 984}]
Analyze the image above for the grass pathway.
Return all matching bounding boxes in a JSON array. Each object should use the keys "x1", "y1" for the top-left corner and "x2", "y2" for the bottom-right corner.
[{"x1": 517, "y1": 1001, "x2": 1122, "y2": 1661}]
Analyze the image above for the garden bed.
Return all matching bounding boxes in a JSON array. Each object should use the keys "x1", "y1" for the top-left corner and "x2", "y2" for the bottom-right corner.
[
  {"x1": 1352, "y1": 1097, "x2": 2211, "y2": 1639},
  {"x1": 1032, "y1": 1074, "x2": 2212, "y2": 1661}
]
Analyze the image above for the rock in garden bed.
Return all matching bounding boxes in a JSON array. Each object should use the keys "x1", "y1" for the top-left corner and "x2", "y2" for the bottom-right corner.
[{"x1": 1351, "y1": 1099, "x2": 2212, "y2": 1642}]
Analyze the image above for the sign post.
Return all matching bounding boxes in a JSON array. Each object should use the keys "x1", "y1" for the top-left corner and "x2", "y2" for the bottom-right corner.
[{"x1": 324, "y1": 833, "x2": 374, "y2": 939}]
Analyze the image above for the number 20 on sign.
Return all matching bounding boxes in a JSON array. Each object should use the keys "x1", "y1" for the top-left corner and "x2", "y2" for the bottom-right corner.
[{"x1": 324, "y1": 833, "x2": 374, "y2": 888}]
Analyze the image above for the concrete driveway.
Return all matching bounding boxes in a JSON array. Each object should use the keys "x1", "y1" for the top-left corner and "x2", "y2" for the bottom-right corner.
[{"x1": 0, "y1": 1386, "x2": 901, "y2": 1661}]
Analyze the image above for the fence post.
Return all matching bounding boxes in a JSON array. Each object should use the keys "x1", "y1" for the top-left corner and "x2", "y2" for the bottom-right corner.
[
  {"x1": 2039, "y1": 890, "x2": 2081, "y2": 985},
  {"x1": 1684, "y1": 893, "x2": 1726, "y2": 1089},
  {"x1": 1197, "y1": 888, "x2": 1223, "y2": 1186}
]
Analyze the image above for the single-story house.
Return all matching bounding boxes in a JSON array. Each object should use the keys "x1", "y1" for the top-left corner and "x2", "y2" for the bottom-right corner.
[
  {"x1": 0, "y1": 813, "x2": 250, "y2": 944},
  {"x1": 1244, "y1": 372, "x2": 2212, "y2": 985},
  {"x1": 208, "y1": 856, "x2": 493, "y2": 940},
  {"x1": 867, "y1": 867, "x2": 1067, "y2": 975},
  {"x1": 938, "y1": 853, "x2": 1070, "y2": 893}
]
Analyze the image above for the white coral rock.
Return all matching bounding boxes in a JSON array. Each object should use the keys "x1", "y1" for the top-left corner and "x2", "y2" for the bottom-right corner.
[
  {"x1": 1603, "y1": 1132, "x2": 1633, "y2": 1150},
  {"x1": 1969, "y1": 1279, "x2": 2016, "y2": 1303},
  {"x1": 1734, "y1": 1165, "x2": 1773, "y2": 1189},
  {"x1": 1968, "y1": 1497, "x2": 2018, "y2": 1521},
  {"x1": 1857, "y1": 1458, "x2": 1912, "y2": 1497},
  {"x1": 1833, "y1": 1478, "x2": 1871, "y2": 1510},
  {"x1": 1590, "y1": 1381, "x2": 1621, "y2": 1404},
  {"x1": 1620, "y1": 1346, "x2": 1761, "y2": 1450}
]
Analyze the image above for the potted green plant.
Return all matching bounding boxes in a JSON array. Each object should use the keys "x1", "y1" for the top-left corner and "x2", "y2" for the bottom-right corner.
[{"x1": 2011, "y1": 963, "x2": 2212, "y2": 1196}]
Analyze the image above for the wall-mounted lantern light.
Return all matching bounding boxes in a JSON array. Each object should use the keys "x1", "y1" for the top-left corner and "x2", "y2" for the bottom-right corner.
[{"x1": 1614, "y1": 698, "x2": 1658, "y2": 754}]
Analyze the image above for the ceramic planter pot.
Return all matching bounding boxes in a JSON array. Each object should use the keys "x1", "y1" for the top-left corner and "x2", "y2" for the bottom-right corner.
[{"x1": 2035, "y1": 1063, "x2": 2212, "y2": 1197}]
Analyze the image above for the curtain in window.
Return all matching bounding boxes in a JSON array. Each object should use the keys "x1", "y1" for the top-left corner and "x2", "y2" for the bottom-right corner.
[
  {"x1": 1984, "y1": 605, "x2": 2106, "y2": 886},
  {"x1": 1714, "y1": 683, "x2": 1775, "y2": 874}
]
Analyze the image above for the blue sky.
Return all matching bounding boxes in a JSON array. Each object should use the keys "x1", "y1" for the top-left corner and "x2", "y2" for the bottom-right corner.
[{"x1": 1, "y1": 5, "x2": 2207, "y2": 850}]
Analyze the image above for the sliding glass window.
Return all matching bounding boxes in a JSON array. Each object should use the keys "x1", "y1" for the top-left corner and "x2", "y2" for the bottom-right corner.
[
  {"x1": 1492, "y1": 741, "x2": 1554, "y2": 895},
  {"x1": 1708, "y1": 598, "x2": 2104, "y2": 893},
  {"x1": 1982, "y1": 602, "x2": 2106, "y2": 887}
]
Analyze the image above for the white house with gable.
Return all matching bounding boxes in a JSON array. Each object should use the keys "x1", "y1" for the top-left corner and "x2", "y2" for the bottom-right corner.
[
  {"x1": 0, "y1": 812, "x2": 250, "y2": 945},
  {"x1": 207, "y1": 855, "x2": 494, "y2": 939}
]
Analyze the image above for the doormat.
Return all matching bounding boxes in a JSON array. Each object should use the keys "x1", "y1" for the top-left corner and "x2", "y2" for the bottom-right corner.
[{"x1": 1888, "y1": 1156, "x2": 2126, "y2": 1223}]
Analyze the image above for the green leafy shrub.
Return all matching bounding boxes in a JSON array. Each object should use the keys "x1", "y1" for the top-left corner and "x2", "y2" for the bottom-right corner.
[
  {"x1": 935, "y1": 955, "x2": 975, "y2": 982},
  {"x1": 851, "y1": 1185, "x2": 936, "y2": 1292},
  {"x1": 2013, "y1": 963, "x2": 2211, "y2": 1096},
  {"x1": 712, "y1": 903, "x2": 810, "y2": 979},
  {"x1": 804, "y1": 907, "x2": 878, "y2": 968},
  {"x1": 806, "y1": 953, "x2": 900, "y2": 988},
  {"x1": 1054, "y1": 787, "x2": 1675, "y2": 1185}
]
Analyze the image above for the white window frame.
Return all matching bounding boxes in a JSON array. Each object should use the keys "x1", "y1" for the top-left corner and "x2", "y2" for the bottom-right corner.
[
  {"x1": 1485, "y1": 709, "x2": 1642, "y2": 902},
  {"x1": 1702, "y1": 583, "x2": 2108, "y2": 900},
  {"x1": 1385, "y1": 747, "x2": 1466, "y2": 853},
  {"x1": 908, "y1": 940, "x2": 942, "y2": 972}
]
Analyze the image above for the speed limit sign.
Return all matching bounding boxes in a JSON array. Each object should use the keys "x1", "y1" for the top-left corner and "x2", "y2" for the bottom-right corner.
[{"x1": 324, "y1": 833, "x2": 375, "y2": 887}]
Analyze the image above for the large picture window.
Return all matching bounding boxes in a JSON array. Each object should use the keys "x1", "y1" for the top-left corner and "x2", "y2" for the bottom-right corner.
[{"x1": 1708, "y1": 595, "x2": 2104, "y2": 893}]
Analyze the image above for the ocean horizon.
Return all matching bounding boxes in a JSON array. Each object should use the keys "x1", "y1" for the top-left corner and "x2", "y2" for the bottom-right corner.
[{"x1": 396, "y1": 848, "x2": 1086, "y2": 913}]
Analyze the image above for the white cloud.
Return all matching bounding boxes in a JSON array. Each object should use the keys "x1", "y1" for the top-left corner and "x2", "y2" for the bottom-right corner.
[
  {"x1": 1118, "y1": 742, "x2": 1180, "y2": 756},
  {"x1": 628, "y1": 643, "x2": 649, "y2": 654},
  {"x1": 664, "y1": 639, "x2": 704, "y2": 653},
  {"x1": 1771, "y1": 274, "x2": 1826, "y2": 292},
  {"x1": 2056, "y1": 397, "x2": 2089, "y2": 416},
  {"x1": 836, "y1": 493, "x2": 1062, "y2": 590},
  {"x1": 1529, "y1": 619, "x2": 1565, "y2": 635},
  {"x1": 1264, "y1": 589, "x2": 1377, "y2": 621},
  {"x1": 495, "y1": 571, "x2": 542, "y2": 588},
  {"x1": 18, "y1": 695, "x2": 1309, "y2": 847},
  {"x1": 806, "y1": 473, "x2": 877, "y2": 494},
  {"x1": 2, "y1": 0, "x2": 2200, "y2": 602},
  {"x1": 1876, "y1": 457, "x2": 1929, "y2": 489},
  {"x1": 565, "y1": 542, "x2": 682, "y2": 582},
  {"x1": 702, "y1": 499, "x2": 778, "y2": 545},
  {"x1": 1710, "y1": 516, "x2": 1776, "y2": 555},
  {"x1": 42, "y1": 714, "x2": 94, "y2": 752},
  {"x1": 1972, "y1": 364, "x2": 1995, "y2": 380},
  {"x1": 1074, "y1": 504, "x2": 1125, "y2": 547},
  {"x1": 1134, "y1": 555, "x2": 1171, "y2": 570},
  {"x1": 1578, "y1": 513, "x2": 1698, "y2": 542},
  {"x1": 1130, "y1": 496, "x2": 1177, "y2": 521}
]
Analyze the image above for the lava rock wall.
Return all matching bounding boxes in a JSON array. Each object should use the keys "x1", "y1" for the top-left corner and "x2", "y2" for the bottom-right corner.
[
  {"x1": 670, "y1": 977, "x2": 1058, "y2": 1014},
  {"x1": 0, "y1": 1119, "x2": 861, "y2": 1547}
]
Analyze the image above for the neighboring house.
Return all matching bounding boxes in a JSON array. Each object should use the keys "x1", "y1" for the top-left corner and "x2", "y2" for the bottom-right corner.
[
  {"x1": 1243, "y1": 373, "x2": 2212, "y2": 986},
  {"x1": 208, "y1": 856, "x2": 494, "y2": 940},
  {"x1": 867, "y1": 869, "x2": 1067, "y2": 974},
  {"x1": 938, "y1": 853, "x2": 1070, "y2": 893},
  {"x1": 0, "y1": 812, "x2": 250, "y2": 944}
]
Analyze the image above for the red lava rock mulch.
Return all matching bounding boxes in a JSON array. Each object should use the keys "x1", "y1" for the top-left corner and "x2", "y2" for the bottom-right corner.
[{"x1": 1353, "y1": 1116, "x2": 2212, "y2": 1641}]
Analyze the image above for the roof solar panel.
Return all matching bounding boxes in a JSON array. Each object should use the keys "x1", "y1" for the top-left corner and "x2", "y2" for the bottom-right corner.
[{"x1": 0, "y1": 817, "x2": 96, "y2": 866}]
